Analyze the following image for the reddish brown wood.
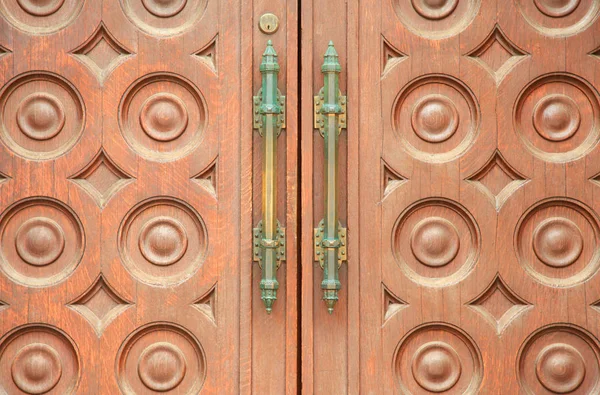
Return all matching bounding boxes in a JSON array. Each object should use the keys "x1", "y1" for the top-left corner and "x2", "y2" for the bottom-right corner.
[
  {"x1": 303, "y1": 0, "x2": 600, "y2": 393},
  {"x1": 0, "y1": 1, "x2": 297, "y2": 393}
]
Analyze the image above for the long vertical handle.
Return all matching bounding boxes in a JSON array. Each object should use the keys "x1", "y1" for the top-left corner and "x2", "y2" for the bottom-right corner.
[
  {"x1": 314, "y1": 42, "x2": 347, "y2": 314},
  {"x1": 253, "y1": 41, "x2": 286, "y2": 314}
]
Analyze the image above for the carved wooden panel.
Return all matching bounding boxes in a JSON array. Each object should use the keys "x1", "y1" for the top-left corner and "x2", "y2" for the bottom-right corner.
[
  {"x1": 353, "y1": 0, "x2": 600, "y2": 393},
  {"x1": 0, "y1": 0, "x2": 298, "y2": 393},
  {"x1": 303, "y1": 0, "x2": 600, "y2": 393}
]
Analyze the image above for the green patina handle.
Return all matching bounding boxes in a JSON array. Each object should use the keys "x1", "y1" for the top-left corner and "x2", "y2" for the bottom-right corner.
[
  {"x1": 253, "y1": 41, "x2": 286, "y2": 314},
  {"x1": 314, "y1": 42, "x2": 347, "y2": 314}
]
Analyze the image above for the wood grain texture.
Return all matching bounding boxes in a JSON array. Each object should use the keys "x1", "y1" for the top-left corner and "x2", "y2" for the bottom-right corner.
[
  {"x1": 0, "y1": 0, "x2": 298, "y2": 393},
  {"x1": 303, "y1": 0, "x2": 600, "y2": 393}
]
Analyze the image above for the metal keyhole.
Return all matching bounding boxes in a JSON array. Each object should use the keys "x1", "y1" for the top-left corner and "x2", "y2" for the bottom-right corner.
[{"x1": 259, "y1": 13, "x2": 279, "y2": 34}]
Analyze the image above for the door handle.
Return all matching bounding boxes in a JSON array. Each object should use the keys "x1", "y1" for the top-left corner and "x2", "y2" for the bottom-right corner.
[
  {"x1": 253, "y1": 41, "x2": 286, "y2": 314},
  {"x1": 314, "y1": 42, "x2": 347, "y2": 314}
]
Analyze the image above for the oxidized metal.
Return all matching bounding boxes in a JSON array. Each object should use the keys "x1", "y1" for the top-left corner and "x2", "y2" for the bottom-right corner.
[
  {"x1": 253, "y1": 41, "x2": 286, "y2": 314},
  {"x1": 259, "y1": 13, "x2": 280, "y2": 34},
  {"x1": 314, "y1": 42, "x2": 347, "y2": 314}
]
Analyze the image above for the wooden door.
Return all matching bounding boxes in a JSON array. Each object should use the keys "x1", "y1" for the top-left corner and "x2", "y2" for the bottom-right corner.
[
  {"x1": 302, "y1": 0, "x2": 600, "y2": 393},
  {"x1": 0, "y1": 1, "x2": 298, "y2": 394}
]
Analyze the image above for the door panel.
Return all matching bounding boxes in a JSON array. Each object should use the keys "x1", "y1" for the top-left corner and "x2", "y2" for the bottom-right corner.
[
  {"x1": 0, "y1": 1, "x2": 297, "y2": 393},
  {"x1": 303, "y1": 0, "x2": 600, "y2": 393}
]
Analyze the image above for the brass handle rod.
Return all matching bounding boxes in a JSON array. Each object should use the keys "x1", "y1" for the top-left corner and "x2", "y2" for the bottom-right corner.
[
  {"x1": 314, "y1": 42, "x2": 347, "y2": 314},
  {"x1": 253, "y1": 41, "x2": 286, "y2": 314}
]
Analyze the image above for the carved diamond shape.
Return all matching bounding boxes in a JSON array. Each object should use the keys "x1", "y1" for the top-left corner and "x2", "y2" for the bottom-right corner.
[
  {"x1": 466, "y1": 150, "x2": 528, "y2": 210},
  {"x1": 382, "y1": 36, "x2": 407, "y2": 77},
  {"x1": 383, "y1": 284, "x2": 408, "y2": 324},
  {"x1": 68, "y1": 275, "x2": 131, "y2": 336},
  {"x1": 468, "y1": 274, "x2": 532, "y2": 335},
  {"x1": 69, "y1": 149, "x2": 134, "y2": 208},
  {"x1": 466, "y1": 25, "x2": 528, "y2": 84},
  {"x1": 191, "y1": 159, "x2": 217, "y2": 199},
  {"x1": 591, "y1": 300, "x2": 600, "y2": 314},
  {"x1": 0, "y1": 300, "x2": 7, "y2": 312},
  {"x1": 192, "y1": 285, "x2": 216, "y2": 325},
  {"x1": 71, "y1": 23, "x2": 132, "y2": 83},
  {"x1": 591, "y1": 47, "x2": 600, "y2": 60},
  {"x1": 193, "y1": 35, "x2": 218, "y2": 74}
]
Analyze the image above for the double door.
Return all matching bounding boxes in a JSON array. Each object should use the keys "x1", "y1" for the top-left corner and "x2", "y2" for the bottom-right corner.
[{"x1": 2, "y1": 0, "x2": 600, "y2": 393}]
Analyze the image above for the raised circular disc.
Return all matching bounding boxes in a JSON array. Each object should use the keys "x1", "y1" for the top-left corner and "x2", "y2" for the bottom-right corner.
[
  {"x1": 410, "y1": 217, "x2": 460, "y2": 267},
  {"x1": 534, "y1": 0, "x2": 581, "y2": 17},
  {"x1": 116, "y1": 323, "x2": 206, "y2": 394},
  {"x1": 411, "y1": 94, "x2": 459, "y2": 143},
  {"x1": 139, "y1": 93, "x2": 189, "y2": 142},
  {"x1": 411, "y1": 0, "x2": 459, "y2": 20},
  {"x1": 533, "y1": 217, "x2": 583, "y2": 268},
  {"x1": 15, "y1": 217, "x2": 65, "y2": 267},
  {"x1": 138, "y1": 342, "x2": 187, "y2": 391},
  {"x1": 411, "y1": 341, "x2": 462, "y2": 392},
  {"x1": 138, "y1": 216, "x2": 188, "y2": 266},
  {"x1": 11, "y1": 343, "x2": 62, "y2": 394},
  {"x1": 16, "y1": 93, "x2": 66, "y2": 141},
  {"x1": 16, "y1": 0, "x2": 65, "y2": 16},
  {"x1": 533, "y1": 94, "x2": 581, "y2": 142},
  {"x1": 536, "y1": 343, "x2": 586, "y2": 393},
  {"x1": 141, "y1": 0, "x2": 188, "y2": 17}
]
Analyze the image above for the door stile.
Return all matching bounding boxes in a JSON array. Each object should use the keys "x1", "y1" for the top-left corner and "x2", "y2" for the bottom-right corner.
[
  {"x1": 283, "y1": 0, "x2": 300, "y2": 393},
  {"x1": 248, "y1": 0, "x2": 299, "y2": 393},
  {"x1": 240, "y1": 0, "x2": 254, "y2": 391},
  {"x1": 357, "y1": 0, "x2": 384, "y2": 393},
  {"x1": 300, "y1": 0, "x2": 315, "y2": 391},
  {"x1": 300, "y1": 0, "x2": 359, "y2": 392}
]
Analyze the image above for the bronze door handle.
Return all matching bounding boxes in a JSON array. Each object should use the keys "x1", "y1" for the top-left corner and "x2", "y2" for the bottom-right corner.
[
  {"x1": 253, "y1": 41, "x2": 286, "y2": 314},
  {"x1": 314, "y1": 42, "x2": 347, "y2": 314}
]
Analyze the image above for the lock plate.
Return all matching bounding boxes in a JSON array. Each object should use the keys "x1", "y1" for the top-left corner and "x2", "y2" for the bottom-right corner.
[{"x1": 259, "y1": 13, "x2": 279, "y2": 34}]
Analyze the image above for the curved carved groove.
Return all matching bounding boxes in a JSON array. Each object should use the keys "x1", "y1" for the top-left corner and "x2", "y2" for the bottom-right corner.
[
  {"x1": 0, "y1": 172, "x2": 11, "y2": 185},
  {"x1": 192, "y1": 284, "x2": 217, "y2": 325},
  {"x1": 591, "y1": 299, "x2": 600, "y2": 314},
  {"x1": 382, "y1": 284, "x2": 408, "y2": 324},
  {"x1": 381, "y1": 35, "x2": 407, "y2": 78},
  {"x1": 69, "y1": 148, "x2": 135, "y2": 209},
  {"x1": 467, "y1": 274, "x2": 532, "y2": 335},
  {"x1": 466, "y1": 24, "x2": 528, "y2": 84},
  {"x1": 193, "y1": 34, "x2": 218, "y2": 74},
  {"x1": 589, "y1": 172, "x2": 600, "y2": 187},
  {"x1": 465, "y1": 150, "x2": 529, "y2": 211},
  {"x1": 382, "y1": 159, "x2": 407, "y2": 200},
  {"x1": 71, "y1": 23, "x2": 133, "y2": 84},
  {"x1": 0, "y1": 45, "x2": 11, "y2": 60},
  {"x1": 191, "y1": 157, "x2": 217, "y2": 199}
]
